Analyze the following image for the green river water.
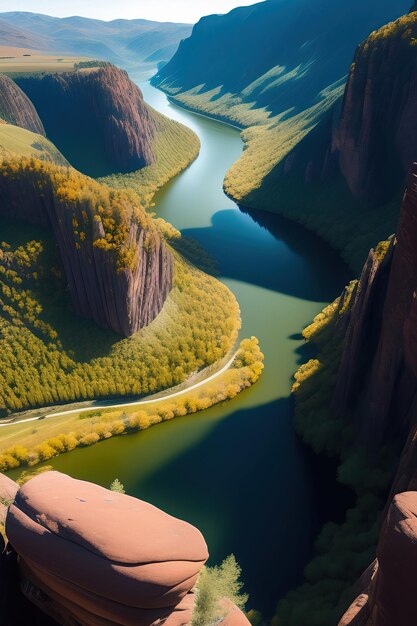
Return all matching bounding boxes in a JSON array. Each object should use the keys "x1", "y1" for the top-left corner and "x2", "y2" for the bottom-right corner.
[{"x1": 36, "y1": 81, "x2": 349, "y2": 614}]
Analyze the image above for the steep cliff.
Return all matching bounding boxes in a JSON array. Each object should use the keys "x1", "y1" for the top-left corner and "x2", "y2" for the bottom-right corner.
[
  {"x1": 333, "y1": 165, "x2": 417, "y2": 446},
  {"x1": 277, "y1": 11, "x2": 417, "y2": 203},
  {"x1": 15, "y1": 65, "x2": 157, "y2": 177},
  {"x1": 334, "y1": 13, "x2": 417, "y2": 206},
  {"x1": 0, "y1": 157, "x2": 173, "y2": 337},
  {"x1": 339, "y1": 492, "x2": 417, "y2": 626},
  {"x1": 153, "y1": 0, "x2": 409, "y2": 118},
  {"x1": 0, "y1": 74, "x2": 44, "y2": 136}
]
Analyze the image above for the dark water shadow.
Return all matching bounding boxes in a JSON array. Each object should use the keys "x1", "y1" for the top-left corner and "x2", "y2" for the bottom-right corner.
[
  {"x1": 181, "y1": 208, "x2": 350, "y2": 302},
  {"x1": 129, "y1": 396, "x2": 318, "y2": 614}
]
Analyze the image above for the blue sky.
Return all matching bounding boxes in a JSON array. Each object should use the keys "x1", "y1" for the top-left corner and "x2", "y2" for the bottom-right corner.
[{"x1": 2, "y1": 1, "x2": 264, "y2": 23}]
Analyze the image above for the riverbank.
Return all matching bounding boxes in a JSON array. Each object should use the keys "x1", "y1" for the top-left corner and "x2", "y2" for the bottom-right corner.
[
  {"x1": 28, "y1": 80, "x2": 349, "y2": 615},
  {"x1": 1, "y1": 338, "x2": 264, "y2": 473}
]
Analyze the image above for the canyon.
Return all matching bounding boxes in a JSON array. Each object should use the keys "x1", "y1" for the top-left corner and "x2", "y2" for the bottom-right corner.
[
  {"x1": 0, "y1": 157, "x2": 173, "y2": 337},
  {"x1": 15, "y1": 65, "x2": 158, "y2": 175}
]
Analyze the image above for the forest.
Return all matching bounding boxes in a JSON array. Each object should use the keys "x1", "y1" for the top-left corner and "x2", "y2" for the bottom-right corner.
[
  {"x1": 0, "y1": 337, "x2": 264, "y2": 471},
  {"x1": 0, "y1": 214, "x2": 240, "y2": 414}
]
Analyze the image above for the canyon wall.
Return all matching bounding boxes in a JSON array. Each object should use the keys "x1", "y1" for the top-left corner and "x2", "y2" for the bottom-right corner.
[
  {"x1": 152, "y1": 0, "x2": 408, "y2": 117},
  {"x1": 0, "y1": 73, "x2": 45, "y2": 136},
  {"x1": 333, "y1": 164, "x2": 417, "y2": 446},
  {"x1": 0, "y1": 158, "x2": 173, "y2": 337},
  {"x1": 280, "y1": 11, "x2": 417, "y2": 207},
  {"x1": 15, "y1": 65, "x2": 157, "y2": 176},
  {"x1": 333, "y1": 166, "x2": 417, "y2": 623}
]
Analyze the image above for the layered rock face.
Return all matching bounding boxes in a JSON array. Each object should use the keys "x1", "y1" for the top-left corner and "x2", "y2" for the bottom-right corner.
[
  {"x1": 15, "y1": 65, "x2": 156, "y2": 175},
  {"x1": 0, "y1": 73, "x2": 45, "y2": 135},
  {"x1": 279, "y1": 12, "x2": 417, "y2": 208},
  {"x1": 339, "y1": 492, "x2": 417, "y2": 626},
  {"x1": 3, "y1": 471, "x2": 250, "y2": 626},
  {"x1": 0, "y1": 158, "x2": 173, "y2": 337},
  {"x1": 333, "y1": 164, "x2": 417, "y2": 445},
  {"x1": 6, "y1": 471, "x2": 207, "y2": 626},
  {"x1": 334, "y1": 13, "x2": 417, "y2": 206}
]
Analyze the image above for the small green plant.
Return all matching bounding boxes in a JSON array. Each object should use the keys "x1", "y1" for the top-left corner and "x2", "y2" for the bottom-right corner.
[
  {"x1": 192, "y1": 555, "x2": 248, "y2": 626},
  {"x1": 110, "y1": 478, "x2": 125, "y2": 494}
]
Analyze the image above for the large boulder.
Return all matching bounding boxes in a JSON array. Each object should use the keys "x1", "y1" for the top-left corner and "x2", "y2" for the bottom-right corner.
[{"x1": 6, "y1": 471, "x2": 208, "y2": 626}]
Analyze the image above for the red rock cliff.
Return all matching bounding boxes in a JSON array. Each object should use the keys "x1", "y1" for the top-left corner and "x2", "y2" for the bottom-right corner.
[
  {"x1": 15, "y1": 65, "x2": 156, "y2": 175},
  {"x1": 333, "y1": 164, "x2": 417, "y2": 445},
  {"x1": 0, "y1": 157, "x2": 173, "y2": 337},
  {"x1": 0, "y1": 73, "x2": 45, "y2": 135},
  {"x1": 277, "y1": 13, "x2": 417, "y2": 210},
  {"x1": 339, "y1": 492, "x2": 417, "y2": 626},
  {"x1": 334, "y1": 13, "x2": 417, "y2": 206}
]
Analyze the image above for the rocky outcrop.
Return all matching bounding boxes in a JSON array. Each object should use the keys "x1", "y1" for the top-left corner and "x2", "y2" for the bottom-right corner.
[
  {"x1": 333, "y1": 164, "x2": 417, "y2": 445},
  {"x1": 0, "y1": 73, "x2": 45, "y2": 136},
  {"x1": 277, "y1": 12, "x2": 417, "y2": 209},
  {"x1": 339, "y1": 492, "x2": 417, "y2": 626},
  {"x1": 15, "y1": 65, "x2": 157, "y2": 175},
  {"x1": 334, "y1": 12, "x2": 417, "y2": 206},
  {"x1": 3, "y1": 471, "x2": 250, "y2": 626},
  {"x1": 0, "y1": 157, "x2": 173, "y2": 337},
  {"x1": 6, "y1": 471, "x2": 206, "y2": 626}
]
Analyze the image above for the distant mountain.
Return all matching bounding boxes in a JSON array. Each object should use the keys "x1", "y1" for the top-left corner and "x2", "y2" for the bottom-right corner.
[
  {"x1": 0, "y1": 12, "x2": 192, "y2": 67},
  {"x1": 153, "y1": 0, "x2": 410, "y2": 116}
]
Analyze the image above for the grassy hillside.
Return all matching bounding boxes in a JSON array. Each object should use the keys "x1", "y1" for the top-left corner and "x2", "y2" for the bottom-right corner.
[
  {"x1": 0, "y1": 338, "x2": 263, "y2": 473},
  {"x1": 154, "y1": 0, "x2": 408, "y2": 116},
  {"x1": 0, "y1": 12, "x2": 192, "y2": 69},
  {"x1": 0, "y1": 209, "x2": 239, "y2": 416},
  {"x1": 0, "y1": 111, "x2": 238, "y2": 416},
  {"x1": 0, "y1": 122, "x2": 68, "y2": 164}
]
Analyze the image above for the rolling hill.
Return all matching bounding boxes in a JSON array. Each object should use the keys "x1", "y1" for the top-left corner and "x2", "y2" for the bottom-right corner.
[{"x1": 0, "y1": 12, "x2": 193, "y2": 68}]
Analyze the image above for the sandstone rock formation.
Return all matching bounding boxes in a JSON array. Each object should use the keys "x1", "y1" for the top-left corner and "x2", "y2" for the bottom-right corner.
[
  {"x1": 6, "y1": 471, "x2": 207, "y2": 626},
  {"x1": 0, "y1": 158, "x2": 173, "y2": 336},
  {"x1": 333, "y1": 164, "x2": 417, "y2": 445},
  {"x1": 15, "y1": 65, "x2": 156, "y2": 175},
  {"x1": 3, "y1": 471, "x2": 249, "y2": 626},
  {"x1": 338, "y1": 492, "x2": 417, "y2": 626},
  {"x1": 0, "y1": 73, "x2": 45, "y2": 135}
]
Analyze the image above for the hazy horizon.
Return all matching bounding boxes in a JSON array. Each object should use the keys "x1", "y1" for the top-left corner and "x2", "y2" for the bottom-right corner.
[{"x1": 0, "y1": 0, "x2": 265, "y2": 24}]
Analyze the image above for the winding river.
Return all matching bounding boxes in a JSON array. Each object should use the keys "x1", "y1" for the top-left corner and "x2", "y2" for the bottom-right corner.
[{"x1": 43, "y1": 81, "x2": 349, "y2": 614}]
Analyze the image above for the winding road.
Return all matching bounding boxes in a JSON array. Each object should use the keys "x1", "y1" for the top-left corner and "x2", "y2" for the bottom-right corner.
[{"x1": 0, "y1": 350, "x2": 238, "y2": 428}]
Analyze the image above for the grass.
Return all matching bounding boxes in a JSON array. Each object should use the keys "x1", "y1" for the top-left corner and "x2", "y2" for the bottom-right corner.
[
  {"x1": 0, "y1": 337, "x2": 264, "y2": 472},
  {"x1": 0, "y1": 217, "x2": 241, "y2": 415},
  {"x1": 0, "y1": 123, "x2": 68, "y2": 165},
  {"x1": 0, "y1": 49, "x2": 90, "y2": 74}
]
